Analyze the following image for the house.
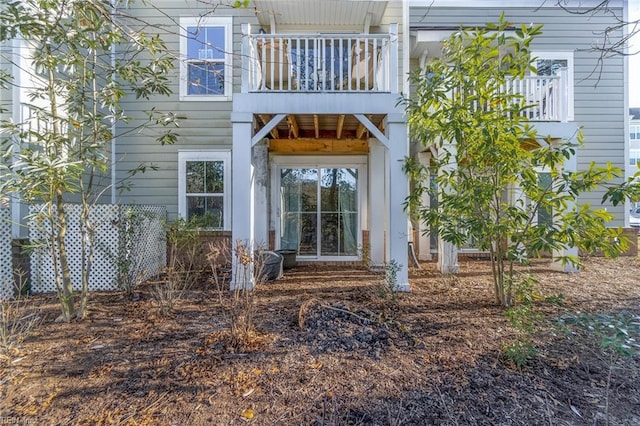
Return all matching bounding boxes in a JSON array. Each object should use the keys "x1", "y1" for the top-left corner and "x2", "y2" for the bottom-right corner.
[
  {"x1": 630, "y1": 108, "x2": 640, "y2": 170},
  {"x1": 0, "y1": 0, "x2": 630, "y2": 292}
]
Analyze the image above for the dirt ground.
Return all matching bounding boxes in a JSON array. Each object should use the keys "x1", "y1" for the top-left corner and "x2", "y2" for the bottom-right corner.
[{"x1": 1, "y1": 256, "x2": 639, "y2": 425}]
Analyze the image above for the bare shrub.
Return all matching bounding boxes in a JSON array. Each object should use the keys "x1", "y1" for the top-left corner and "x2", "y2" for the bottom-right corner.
[
  {"x1": 207, "y1": 240, "x2": 267, "y2": 352},
  {"x1": 0, "y1": 270, "x2": 41, "y2": 361},
  {"x1": 153, "y1": 218, "x2": 202, "y2": 316}
]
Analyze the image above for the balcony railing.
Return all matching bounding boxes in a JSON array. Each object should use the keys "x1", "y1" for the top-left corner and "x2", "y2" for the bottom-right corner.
[
  {"x1": 241, "y1": 24, "x2": 398, "y2": 93},
  {"x1": 507, "y1": 70, "x2": 568, "y2": 122},
  {"x1": 449, "y1": 71, "x2": 569, "y2": 122}
]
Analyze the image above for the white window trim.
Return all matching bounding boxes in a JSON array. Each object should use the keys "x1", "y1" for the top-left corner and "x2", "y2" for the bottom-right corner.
[
  {"x1": 178, "y1": 150, "x2": 231, "y2": 230},
  {"x1": 531, "y1": 50, "x2": 575, "y2": 121},
  {"x1": 179, "y1": 17, "x2": 233, "y2": 101}
]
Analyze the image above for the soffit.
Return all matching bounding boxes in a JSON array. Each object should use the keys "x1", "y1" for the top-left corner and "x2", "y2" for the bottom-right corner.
[{"x1": 253, "y1": 0, "x2": 388, "y2": 30}]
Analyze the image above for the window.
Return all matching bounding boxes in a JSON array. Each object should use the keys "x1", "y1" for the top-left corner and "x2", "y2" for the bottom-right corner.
[
  {"x1": 631, "y1": 125, "x2": 640, "y2": 140},
  {"x1": 271, "y1": 155, "x2": 367, "y2": 260},
  {"x1": 180, "y1": 17, "x2": 232, "y2": 100},
  {"x1": 178, "y1": 151, "x2": 231, "y2": 229},
  {"x1": 532, "y1": 51, "x2": 574, "y2": 121}
]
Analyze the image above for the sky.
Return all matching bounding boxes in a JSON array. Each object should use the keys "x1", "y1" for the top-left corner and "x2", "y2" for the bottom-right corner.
[{"x1": 631, "y1": 0, "x2": 640, "y2": 107}]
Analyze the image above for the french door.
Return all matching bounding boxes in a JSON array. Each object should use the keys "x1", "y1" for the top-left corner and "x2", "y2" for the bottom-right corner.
[{"x1": 278, "y1": 165, "x2": 361, "y2": 259}]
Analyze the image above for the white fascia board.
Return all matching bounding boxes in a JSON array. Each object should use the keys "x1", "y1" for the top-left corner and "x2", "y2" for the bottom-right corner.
[{"x1": 415, "y1": 30, "x2": 454, "y2": 43}]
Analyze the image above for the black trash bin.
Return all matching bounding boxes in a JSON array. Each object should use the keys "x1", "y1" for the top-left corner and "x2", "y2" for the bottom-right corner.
[
  {"x1": 275, "y1": 249, "x2": 297, "y2": 270},
  {"x1": 259, "y1": 251, "x2": 283, "y2": 281}
]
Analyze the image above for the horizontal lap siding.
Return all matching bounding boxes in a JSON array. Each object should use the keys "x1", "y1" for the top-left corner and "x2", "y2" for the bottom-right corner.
[
  {"x1": 116, "y1": 1, "x2": 406, "y2": 221},
  {"x1": 115, "y1": 2, "x2": 257, "y2": 220},
  {"x1": 410, "y1": 5, "x2": 626, "y2": 226}
]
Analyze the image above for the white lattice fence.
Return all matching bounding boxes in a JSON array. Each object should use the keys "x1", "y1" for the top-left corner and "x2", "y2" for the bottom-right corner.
[
  {"x1": 117, "y1": 205, "x2": 167, "y2": 288},
  {"x1": 0, "y1": 207, "x2": 13, "y2": 301},
  {"x1": 29, "y1": 204, "x2": 166, "y2": 293}
]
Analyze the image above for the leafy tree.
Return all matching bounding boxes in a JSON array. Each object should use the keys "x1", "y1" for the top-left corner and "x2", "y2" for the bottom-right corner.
[
  {"x1": 402, "y1": 15, "x2": 628, "y2": 307},
  {"x1": 0, "y1": 0, "x2": 179, "y2": 321},
  {"x1": 552, "y1": 1, "x2": 640, "y2": 62}
]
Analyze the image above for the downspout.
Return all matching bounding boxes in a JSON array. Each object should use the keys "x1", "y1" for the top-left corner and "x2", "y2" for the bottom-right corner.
[
  {"x1": 623, "y1": 0, "x2": 631, "y2": 227},
  {"x1": 110, "y1": 0, "x2": 117, "y2": 204},
  {"x1": 11, "y1": 37, "x2": 23, "y2": 237}
]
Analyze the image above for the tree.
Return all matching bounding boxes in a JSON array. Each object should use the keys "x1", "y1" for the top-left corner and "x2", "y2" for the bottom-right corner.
[
  {"x1": 402, "y1": 15, "x2": 627, "y2": 307},
  {"x1": 550, "y1": 0, "x2": 640, "y2": 84},
  {"x1": 552, "y1": 0, "x2": 640, "y2": 58},
  {"x1": 0, "y1": 0, "x2": 179, "y2": 321}
]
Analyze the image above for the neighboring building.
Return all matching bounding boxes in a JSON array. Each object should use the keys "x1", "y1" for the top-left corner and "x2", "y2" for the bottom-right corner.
[
  {"x1": 630, "y1": 108, "x2": 640, "y2": 169},
  {"x1": 1, "y1": 0, "x2": 630, "y2": 288},
  {"x1": 629, "y1": 108, "x2": 640, "y2": 226}
]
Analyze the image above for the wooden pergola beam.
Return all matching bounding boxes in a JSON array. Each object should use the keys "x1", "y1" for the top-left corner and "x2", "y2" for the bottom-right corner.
[
  {"x1": 313, "y1": 114, "x2": 320, "y2": 139},
  {"x1": 287, "y1": 114, "x2": 299, "y2": 138}
]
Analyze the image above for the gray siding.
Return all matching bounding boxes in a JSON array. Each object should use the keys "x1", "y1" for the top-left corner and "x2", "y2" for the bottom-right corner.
[
  {"x1": 115, "y1": 2, "x2": 257, "y2": 219},
  {"x1": 410, "y1": 5, "x2": 627, "y2": 226},
  {"x1": 115, "y1": 1, "x2": 405, "y2": 221}
]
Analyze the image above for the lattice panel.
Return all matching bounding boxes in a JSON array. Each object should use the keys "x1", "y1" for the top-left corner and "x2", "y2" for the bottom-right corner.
[
  {"x1": 29, "y1": 204, "x2": 166, "y2": 294},
  {"x1": 119, "y1": 205, "x2": 166, "y2": 285},
  {"x1": 0, "y1": 207, "x2": 13, "y2": 301}
]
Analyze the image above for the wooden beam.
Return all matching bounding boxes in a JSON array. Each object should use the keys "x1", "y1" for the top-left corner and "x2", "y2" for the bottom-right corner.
[
  {"x1": 252, "y1": 113, "x2": 286, "y2": 146},
  {"x1": 354, "y1": 113, "x2": 388, "y2": 146},
  {"x1": 356, "y1": 115, "x2": 375, "y2": 139},
  {"x1": 336, "y1": 114, "x2": 345, "y2": 139},
  {"x1": 313, "y1": 114, "x2": 320, "y2": 139},
  {"x1": 269, "y1": 138, "x2": 368, "y2": 153},
  {"x1": 287, "y1": 115, "x2": 299, "y2": 139},
  {"x1": 259, "y1": 114, "x2": 279, "y2": 139}
]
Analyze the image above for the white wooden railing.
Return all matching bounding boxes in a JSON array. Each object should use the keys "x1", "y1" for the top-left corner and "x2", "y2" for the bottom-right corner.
[
  {"x1": 241, "y1": 24, "x2": 398, "y2": 93},
  {"x1": 508, "y1": 69, "x2": 568, "y2": 122},
  {"x1": 449, "y1": 70, "x2": 569, "y2": 122}
]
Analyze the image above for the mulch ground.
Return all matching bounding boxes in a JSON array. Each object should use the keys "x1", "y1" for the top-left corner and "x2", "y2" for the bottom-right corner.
[{"x1": 1, "y1": 256, "x2": 639, "y2": 425}]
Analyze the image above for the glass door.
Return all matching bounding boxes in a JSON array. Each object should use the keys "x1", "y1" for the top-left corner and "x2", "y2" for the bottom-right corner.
[{"x1": 280, "y1": 167, "x2": 358, "y2": 258}]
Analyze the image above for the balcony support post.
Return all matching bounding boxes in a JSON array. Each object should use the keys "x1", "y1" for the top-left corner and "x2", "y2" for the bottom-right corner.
[
  {"x1": 417, "y1": 151, "x2": 432, "y2": 260},
  {"x1": 387, "y1": 114, "x2": 410, "y2": 291},
  {"x1": 231, "y1": 112, "x2": 255, "y2": 290},
  {"x1": 552, "y1": 147, "x2": 579, "y2": 272},
  {"x1": 369, "y1": 139, "x2": 386, "y2": 267},
  {"x1": 437, "y1": 142, "x2": 459, "y2": 274}
]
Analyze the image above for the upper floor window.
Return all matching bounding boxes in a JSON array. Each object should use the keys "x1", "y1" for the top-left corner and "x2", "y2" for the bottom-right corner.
[
  {"x1": 631, "y1": 125, "x2": 640, "y2": 141},
  {"x1": 178, "y1": 151, "x2": 231, "y2": 229},
  {"x1": 180, "y1": 17, "x2": 232, "y2": 101},
  {"x1": 532, "y1": 51, "x2": 574, "y2": 121}
]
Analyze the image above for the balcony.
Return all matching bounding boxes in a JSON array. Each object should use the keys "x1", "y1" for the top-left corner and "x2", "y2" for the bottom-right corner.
[
  {"x1": 241, "y1": 24, "x2": 398, "y2": 94},
  {"x1": 448, "y1": 71, "x2": 569, "y2": 123},
  {"x1": 506, "y1": 71, "x2": 569, "y2": 122}
]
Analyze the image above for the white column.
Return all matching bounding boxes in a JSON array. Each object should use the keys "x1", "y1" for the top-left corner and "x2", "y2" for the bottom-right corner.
[
  {"x1": 552, "y1": 150, "x2": 579, "y2": 272},
  {"x1": 438, "y1": 143, "x2": 459, "y2": 274},
  {"x1": 368, "y1": 139, "x2": 386, "y2": 267},
  {"x1": 231, "y1": 112, "x2": 255, "y2": 289},
  {"x1": 252, "y1": 140, "x2": 269, "y2": 249},
  {"x1": 387, "y1": 114, "x2": 410, "y2": 291},
  {"x1": 417, "y1": 151, "x2": 432, "y2": 261},
  {"x1": 438, "y1": 238, "x2": 459, "y2": 274}
]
